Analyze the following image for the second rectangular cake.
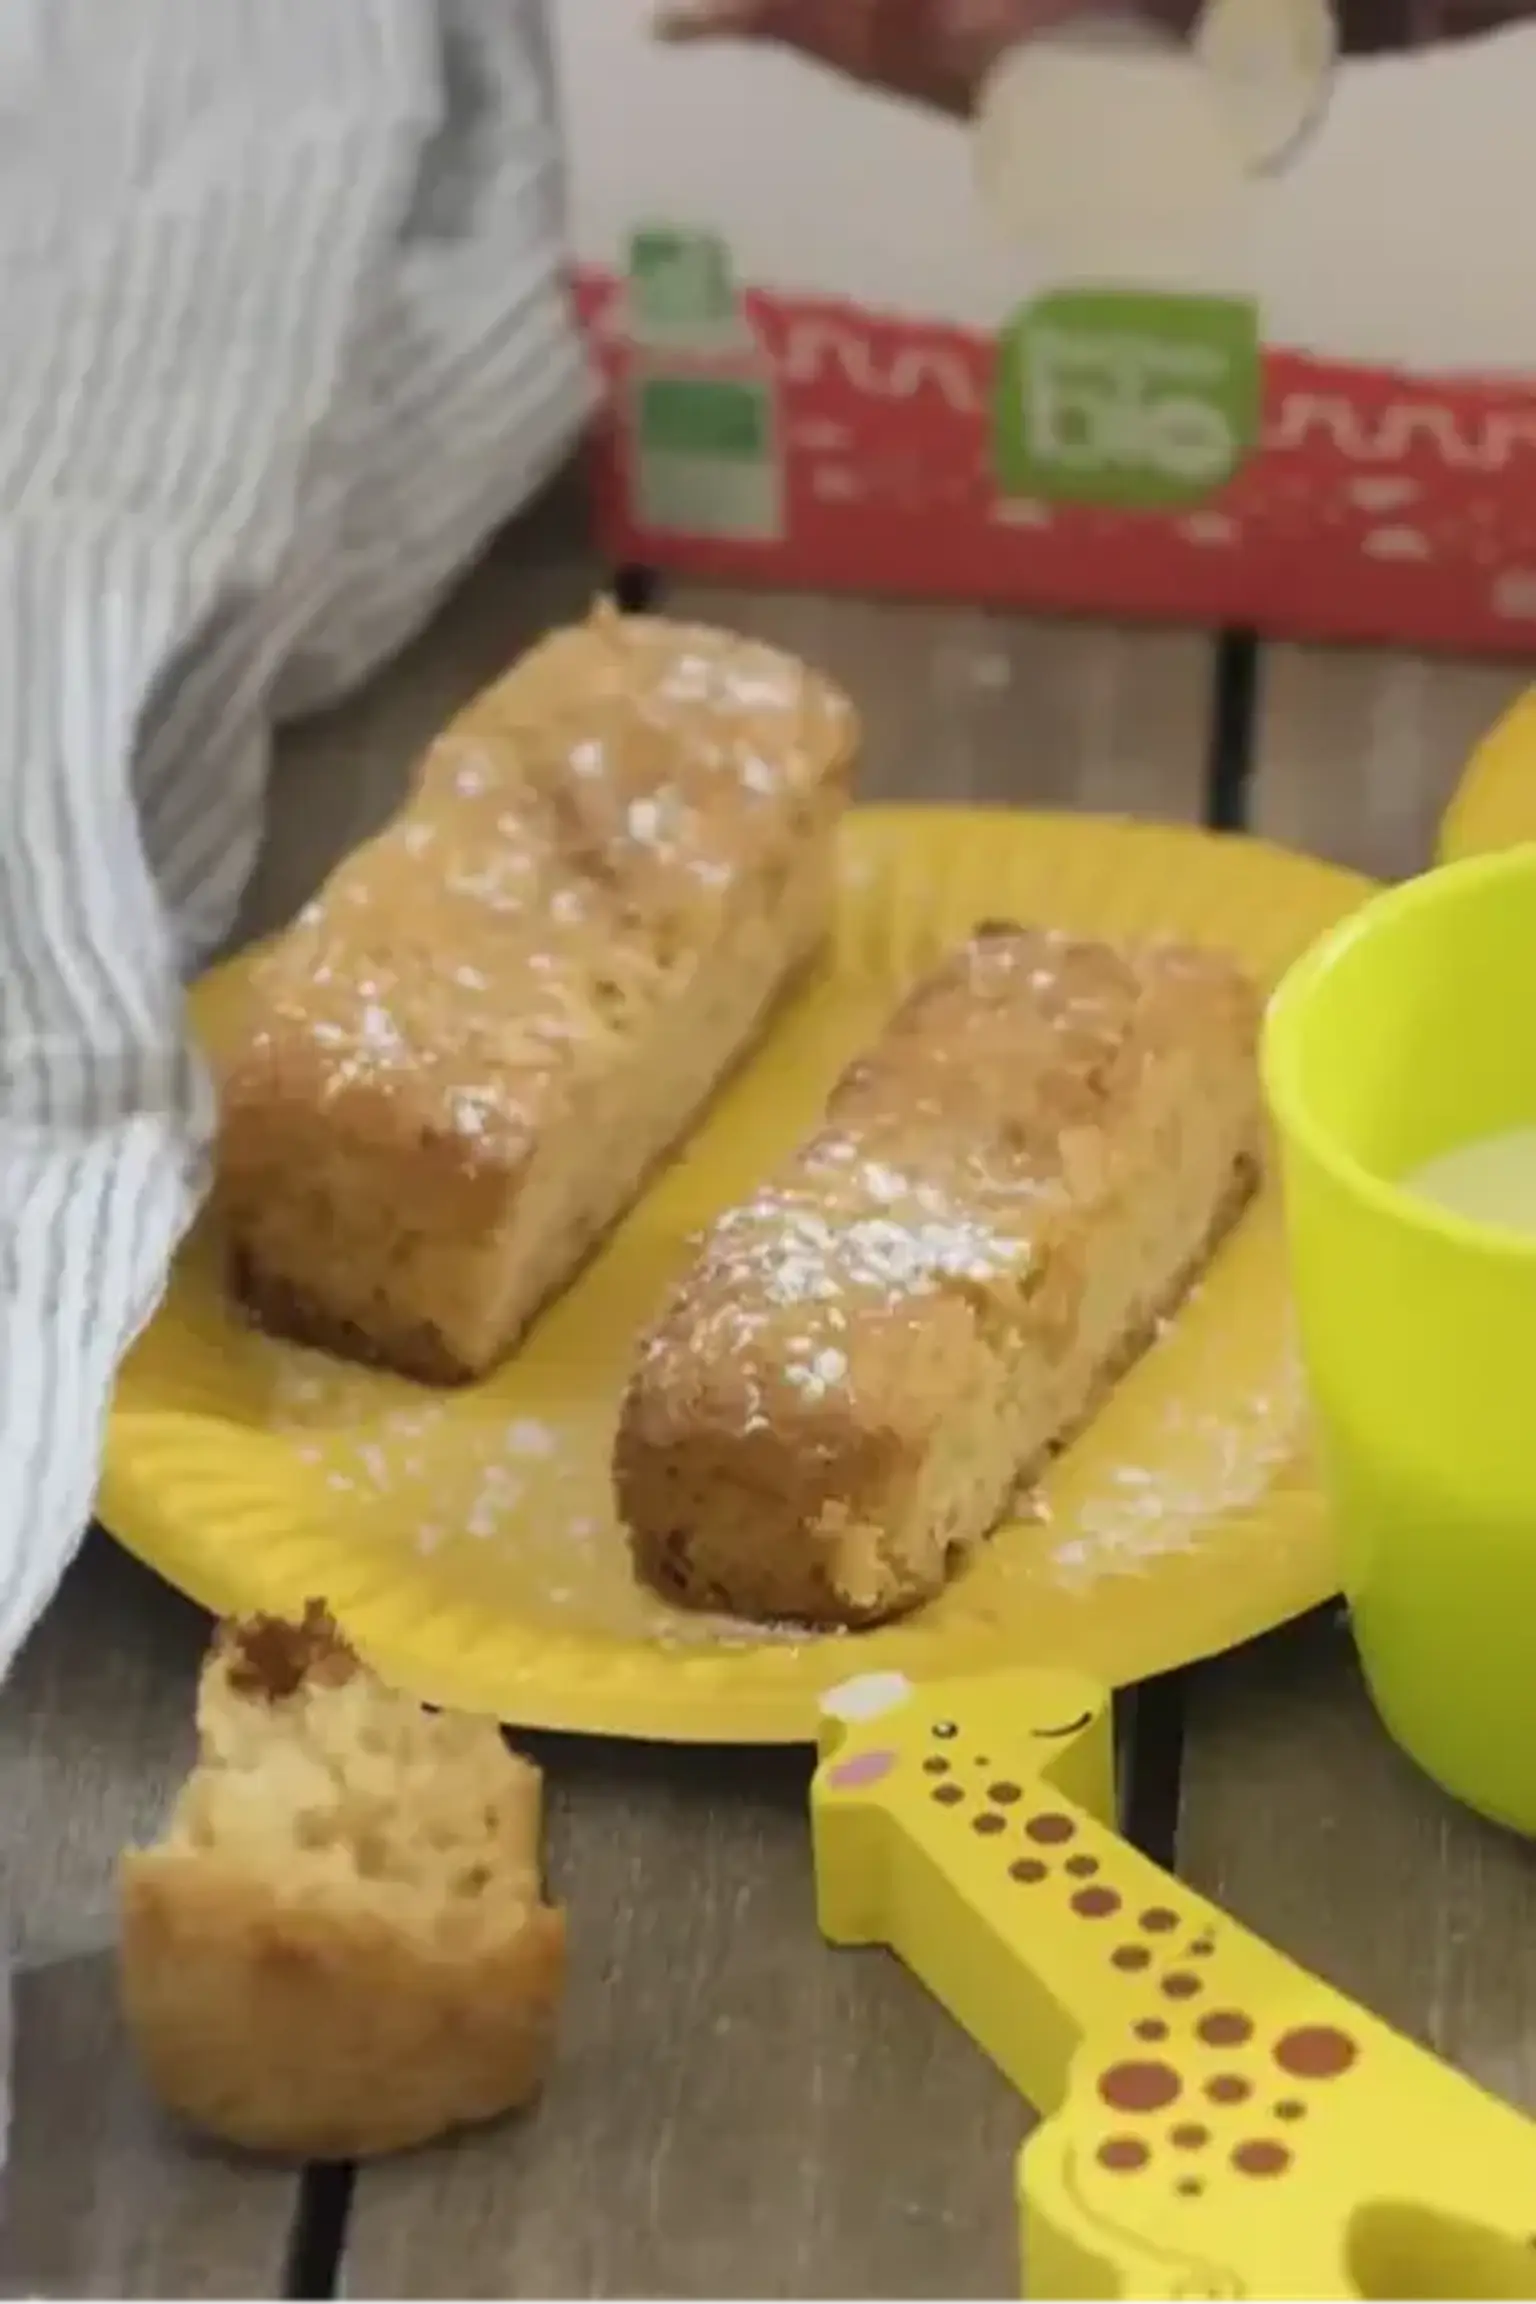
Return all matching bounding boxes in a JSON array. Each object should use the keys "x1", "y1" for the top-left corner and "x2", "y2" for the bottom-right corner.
[{"x1": 616, "y1": 923, "x2": 1261, "y2": 1627}]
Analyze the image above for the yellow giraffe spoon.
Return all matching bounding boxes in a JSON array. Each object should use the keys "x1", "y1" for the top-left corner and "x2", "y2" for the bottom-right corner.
[{"x1": 814, "y1": 1667, "x2": 1536, "y2": 2300}]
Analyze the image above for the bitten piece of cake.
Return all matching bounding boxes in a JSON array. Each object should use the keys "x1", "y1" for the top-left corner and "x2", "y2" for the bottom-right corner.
[
  {"x1": 118, "y1": 1603, "x2": 564, "y2": 2158},
  {"x1": 616, "y1": 923, "x2": 1260, "y2": 1628}
]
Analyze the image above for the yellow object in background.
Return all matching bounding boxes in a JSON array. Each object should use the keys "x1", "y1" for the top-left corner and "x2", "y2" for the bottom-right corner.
[
  {"x1": 1264, "y1": 844, "x2": 1536, "y2": 1836},
  {"x1": 814, "y1": 1664, "x2": 1536, "y2": 2300},
  {"x1": 1439, "y1": 689, "x2": 1536, "y2": 863}
]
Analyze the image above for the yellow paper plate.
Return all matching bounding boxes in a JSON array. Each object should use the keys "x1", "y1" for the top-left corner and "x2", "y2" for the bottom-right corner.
[
  {"x1": 1439, "y1": 688, "x2": 1536, "y2": 862},
  {"x1": 103, "y1": 809, "x2": 1369, "y2": 1742}
]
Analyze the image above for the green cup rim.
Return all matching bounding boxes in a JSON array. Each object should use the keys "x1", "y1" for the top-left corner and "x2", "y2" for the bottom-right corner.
[{"x1": 1261, "y1": 840, "x2": 1536, "y2": 1267}]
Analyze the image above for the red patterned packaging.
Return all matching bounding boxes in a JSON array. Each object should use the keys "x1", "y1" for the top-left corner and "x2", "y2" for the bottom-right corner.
[{"x1": 557, "y1": 0, "x2": 1536, "y2": 653}]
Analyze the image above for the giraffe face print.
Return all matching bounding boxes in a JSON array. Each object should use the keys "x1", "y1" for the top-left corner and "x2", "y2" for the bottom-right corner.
[{"x1": 818, "y1": 1667, "x2": 1109, "y2": 1792}]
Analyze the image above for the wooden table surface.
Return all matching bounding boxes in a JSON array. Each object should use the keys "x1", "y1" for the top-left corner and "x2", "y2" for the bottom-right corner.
[{"x1": 1, "y1": 470, "x2": 1532, "y2": 2300}]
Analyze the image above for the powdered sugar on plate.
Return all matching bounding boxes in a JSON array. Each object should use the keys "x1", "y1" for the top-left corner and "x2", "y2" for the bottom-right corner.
[
  {"x1": 248, "y1": 1276, "x2": 1306, "y2": 1649},
  {"x1": 254, "y1": 1335, "x2": 837, "y2": 1651},
  {"x1": 1044, "y1": 1329, "x2": 1305, "y2": 1592}
]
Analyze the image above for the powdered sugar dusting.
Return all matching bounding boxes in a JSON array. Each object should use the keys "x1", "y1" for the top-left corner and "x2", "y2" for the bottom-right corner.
[
  {"x1": 241, "y1": 608, "x2": 853, "y2": 1159},
  {"x1": 252, "y1": 1334, "x2": 835, "y2": 1652},
  {"x1": 1045, "y1": 1334, "x2": 1305, "y2": 1592},
  {"x1": 646, "y1": 1145, "x2": 1037, "y2": 1426},
  {"x1": 245, "y1": 1267, "x2": 1305, "y2": 1660},
  {"x1": 707, "y1": 1179, "x2": 1029, "y2": 1312},
  {"x1": 505, "y1": 1417, "x2": 555, "y2": 1459},
  {"x1": 698, "y1": 1128, "x2": 1045, "y2": 1322}
]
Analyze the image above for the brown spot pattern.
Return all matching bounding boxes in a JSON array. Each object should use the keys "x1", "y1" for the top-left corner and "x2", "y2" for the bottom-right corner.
[
  {"x1": 1171, "y1": 2123, "x2": 1210, "y2": 2149},
  {"x1": 988, "y1": 1781, "x2": 1022, "y2": 1805},
  {"x1": 1233, "y1": 2140, "x2": 1291, "y2": 2177},
  {"x1": 1010, "y1": 1858, "x2": 1048, "y2": 1884},
  {"x1": 1141, "y1": 1907, "x2": 1179, "y2": 1934},
  {"x1": 1099, "y1": 2060, "x2": 1181, "y2": 2113},
  {"x1": 972, "y1": 1813, "x2": 1005, "y2": 1836},
  {"x1": 1275, "y1": 2025, "x2": 1357, "y2": 2080},
  {"x1": 1206, "y1": 2075, "x2": 1251, "y2": 2106},
  {"x1": 932, "y1": 1784, "x2": 963, "y2": 1806},
  {"x1": 1163, "y1": 1972, "x2": 1202, "y2": 2000},
  {"x1": 1112, "y1": 1945, "x2": 1152, "y2": 1972},
  {"x1": 1027, "y1": 1812, "x2": 1076, "y2": 1845},
  {"x1": 1274, "y1": 2100, "x2": 1307, "y2": 2122},
  {"x1": 1073, "y1": 1886, "x2": 1121, "y2": 1919},
  {"x1": 1066, "y1": 1853, "x2": 1099, "y2": 1878},
  {"x1": 1198, "y1": 2012, "x2": 1252, "y2": 2049},
  {"x1": 922, "y1": 1757, "x2": 950, "y2": 1776},
  {"x1": 1097, "y1": 2137, "x2": 1150, "y2": 2172},
  {"x1": 1134, "y1": 2019, "x2": 1169, "y2": 2043}
]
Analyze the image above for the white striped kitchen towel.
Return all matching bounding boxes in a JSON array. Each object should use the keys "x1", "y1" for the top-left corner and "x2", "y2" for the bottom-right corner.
[{"x1": 0, "y1": 0, "x2": 591, "y2": 1677}]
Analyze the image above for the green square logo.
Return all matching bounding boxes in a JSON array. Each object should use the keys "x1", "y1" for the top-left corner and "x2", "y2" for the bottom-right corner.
[{"x1": 994, "y1": 290, "x2": 1260, "y2": 510}]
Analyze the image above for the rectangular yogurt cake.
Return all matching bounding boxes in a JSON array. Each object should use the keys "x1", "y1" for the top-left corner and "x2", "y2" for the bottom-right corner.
[
  {"x1": 615, "y1": 923, "x2": 1260, "y2": 1626},
  {"x1": 217, "y1": 605, "x2": 857, "y2": 1382}
]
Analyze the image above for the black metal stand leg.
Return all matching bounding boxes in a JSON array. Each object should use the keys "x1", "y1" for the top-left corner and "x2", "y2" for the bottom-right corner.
[{"x1": 1204, "y1": 630, "x2": 1262, "y2": 834}]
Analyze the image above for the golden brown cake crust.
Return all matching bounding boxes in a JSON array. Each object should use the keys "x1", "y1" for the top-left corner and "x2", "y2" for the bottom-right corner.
[
  {"x1": 119, "y1": 1851, "x2": 565, "y2": 2161},
  {"x1": 118, "y1": 1605, "x2": 565, "y2": 2159},
  {"x1": 616, "y1": 924, "x2": 1261, "y2": 1628},
  {"x1": 217, "y1": 603, "x2": 856, "y2": 1382}
]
